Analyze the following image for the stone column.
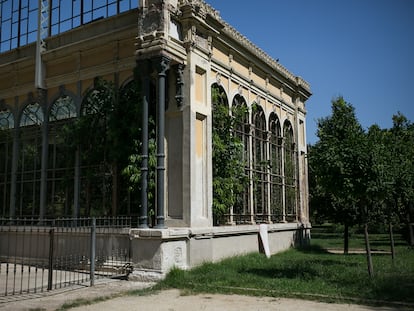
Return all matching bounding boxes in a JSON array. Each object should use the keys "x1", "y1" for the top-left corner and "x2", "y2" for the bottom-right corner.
[{"x1": 154, "y1": 56, "x2": 170, "y2": 229}]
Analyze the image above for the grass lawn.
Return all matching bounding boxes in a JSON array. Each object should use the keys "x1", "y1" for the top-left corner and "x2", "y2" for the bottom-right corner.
[{"x1": 156, "y1": 228, "x2": 414, "y2": 306}]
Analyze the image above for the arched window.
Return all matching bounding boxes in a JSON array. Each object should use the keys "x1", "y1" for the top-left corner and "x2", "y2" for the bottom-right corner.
[
  {"x1": 0, "y1": 108, "x2": 14, "y2": 217},
  {"x1": 252, "y1": 104, "x2": 267, "y2": 222},
  {"x1": 211, "y1": 83, "x2": 232, "y2": 224},
  {"x1": 116, "y1": 79, "x2": 145, "y2": 216},
  {"x1": 17, "y1": 103, "x2": 44, "y2": 217},
  {"x1": 78, "y1": 80, "x2": 115, "y2": 217},
  {"x1": 20, "y1": 103, "x2": 44, "y2": 126},
  {"x1": 283, "y1": 121, "x2": 297, "y2": 220},
  {"x1": 50, "y1": 95, "x2": 77, "y2": 121},
  {"x1": 0, "y1": 108, "x2": 14, "y2": 130},
  {"x1": 47, "y1": 95, "x2": 77, "y2": 217},
  {"x1": 269, "y1": 113, "x2": 283, "y2": 222},
  {"x1": 232, "y1": 94, "x2": 250, "y2": 223}
]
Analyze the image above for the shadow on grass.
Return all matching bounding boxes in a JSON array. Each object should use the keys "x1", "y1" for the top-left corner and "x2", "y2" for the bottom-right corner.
[
  {"x1": 297, "y1": 244, "x2": 330, "y2": 254},
  {"x1": 244, "y1": 264, "x2": 320, "y2": 281},
  {"x1": 373, "y1": 274, "x2": 414, "y2": 303}
]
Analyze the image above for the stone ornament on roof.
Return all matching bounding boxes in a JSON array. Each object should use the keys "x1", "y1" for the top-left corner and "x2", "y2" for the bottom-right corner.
[
  {"x1": 177, "y1": 0, "x2": 311, "y2": 93},
  {"x1": 179, "y1": 0, "x2": 221, "y2": 20}
]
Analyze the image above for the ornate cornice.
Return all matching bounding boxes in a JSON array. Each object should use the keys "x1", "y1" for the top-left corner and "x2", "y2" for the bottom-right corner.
[
  {"x1": 178, "y1": 0, "x2": 311, "y2": 95},
  {"x1": 179, "y1": 0, "x2": 221, "y2": 20}
]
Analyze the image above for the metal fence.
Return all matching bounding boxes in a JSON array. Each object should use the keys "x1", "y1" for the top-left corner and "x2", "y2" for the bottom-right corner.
[{"x1": 0, "y1": 217, "x2": 132, "y2": 298}]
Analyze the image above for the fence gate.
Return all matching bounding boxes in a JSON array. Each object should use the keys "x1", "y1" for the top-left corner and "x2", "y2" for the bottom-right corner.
[{"x1": 0, "y1": 218, "x2": 132, "y2": 299}]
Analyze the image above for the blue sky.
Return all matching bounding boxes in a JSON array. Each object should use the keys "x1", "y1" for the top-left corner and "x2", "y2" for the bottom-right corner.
[{"x1": 206, "y1": 0, "x2": 414, "y2": 144}]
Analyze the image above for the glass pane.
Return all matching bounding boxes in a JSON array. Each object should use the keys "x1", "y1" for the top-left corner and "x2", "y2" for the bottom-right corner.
[
  {"x1": 21, "y1": 103, "x2": 44, "y2": 127},
  {"x1": 28, "y1": 10, "x2": 37, "y2": 31},
  {"x1": 0, "y1": 109, "x2": 14, "y2": 129},
  {"x1": 50, "y1": 96, "x2": 76, "y2": 121},
  {"x1": 93, "y1": 7, "x2": 106, "y2": 20},
  {"x1": 108, "y1": 3, "x2": 117, "y2": 16},
  {"x1": 29, "y1": 0, "x2": 38, "y2": 10},
  {"x1": 73, "y1": 0, "x2": 81, "y2": 16},
  {"x1": 93, "y1": 0, "x2": 106, "y2": 10}
]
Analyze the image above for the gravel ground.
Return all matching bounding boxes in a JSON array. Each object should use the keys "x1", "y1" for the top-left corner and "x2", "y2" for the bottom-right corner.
[{"x1": 0, "y1": 280, "x2": 411, "y2": 311}]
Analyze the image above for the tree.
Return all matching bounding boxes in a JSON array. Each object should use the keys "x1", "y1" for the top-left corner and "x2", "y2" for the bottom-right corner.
[
  {"x1": 309, "y1": 97, "x2": 367, "y2": 254},
  {"x1": 366, "y1": 125, "x2": 398, "y2": 261},
  {"x1": 389, "y1": 113, "x2": 414, "y2": 245}
]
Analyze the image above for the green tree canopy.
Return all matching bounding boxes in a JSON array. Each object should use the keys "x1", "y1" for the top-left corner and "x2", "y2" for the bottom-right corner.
[{"x1": 309, "y1": 97, "x2": 367, "y2": 252}]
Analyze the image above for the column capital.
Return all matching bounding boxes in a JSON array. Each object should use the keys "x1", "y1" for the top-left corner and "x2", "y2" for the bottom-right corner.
[{"x1": 153, "y1": 55, "x2": 171, "y2": 76}]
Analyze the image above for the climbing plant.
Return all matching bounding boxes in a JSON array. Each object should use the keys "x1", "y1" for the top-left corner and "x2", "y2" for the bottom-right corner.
[{"x1": 212, "y1": 84, "x2": 249, "y2": 224}]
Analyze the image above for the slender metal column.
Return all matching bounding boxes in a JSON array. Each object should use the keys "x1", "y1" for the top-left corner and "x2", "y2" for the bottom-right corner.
[
  {"x1": 73, "y1": 81, "x2": 82, "y2": 220},
  {"x1": 73, "y1": 147, "x2": 80, "y2": 219},
  {"x1": 90, "y1": 217, "x2": 96, "y2": 286},
  {"x1": 138, "y1": 60, "x2": 151, "y2": 228},
  {"x1": 39, "y1": 104, "x2": 49, "y2": 221},
  {"x1": 154, "y1": 56, "x2": 170, "y2": 229},
  {"x1": 9, "y1": 126, "x2": 19, "y2": 218}
]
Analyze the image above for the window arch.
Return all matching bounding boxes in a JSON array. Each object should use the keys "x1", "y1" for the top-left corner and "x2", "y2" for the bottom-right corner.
[
  {"x1": 283, "y1": 120, "x2": 297, "y2": 220},
  {"x1": 269, "y1": 113, "x2": 283, "y2": 222},
  {"x1": 0, "y1": 107, "x2": 14, "y2": 217},
  {"x1": 252, "y1": 104, "x2": 267, "y2": 222},
  {"x1": 0, "y1": 108, "x2": 14, "y2": 130},
  {"x1": 20, "y1": 103, "x2": 44, "y2": 127},
  {"x1": 50, "y1": 95, "x2": 77, "y2": 121}
]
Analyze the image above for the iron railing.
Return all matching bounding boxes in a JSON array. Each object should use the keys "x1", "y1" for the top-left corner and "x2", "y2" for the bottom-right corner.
[{"x1": 0, "y1": 217, "x2": 132, "y2": 298}]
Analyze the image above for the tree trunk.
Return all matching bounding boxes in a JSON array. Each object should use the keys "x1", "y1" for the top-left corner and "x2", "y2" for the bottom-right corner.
[
  {"x1": 344, "y1": 223, "x2": 349, "y2": 255},
  {"x1": 364, "y1": 223, "x2": 374, "y2": 278},
  {"x1": 389, "y1": 222, "x2": 396, "y2": 263},
  {"x1": 408, "y1": 212, "x2": 414, "y2": 246}
]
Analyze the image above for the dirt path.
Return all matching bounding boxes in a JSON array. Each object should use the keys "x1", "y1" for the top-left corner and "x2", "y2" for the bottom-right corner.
[
  {"x1": 0, "y1": 281, "x2": 410, "y2": 311},
  {"x1": 69, "y1": 289, "x2": 409, "y2": 311}
]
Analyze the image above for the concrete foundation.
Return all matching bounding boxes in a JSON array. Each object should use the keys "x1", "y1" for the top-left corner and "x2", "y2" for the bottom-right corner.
[{"x1": 129, "y1": 223, "x2": 310, "y2": 281}]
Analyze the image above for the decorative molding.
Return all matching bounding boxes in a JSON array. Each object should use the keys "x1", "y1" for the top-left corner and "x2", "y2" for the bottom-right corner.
[
  {"x1": 215, "y1": 72, "x2": 221, "y2": 85},
  {"x1": 138, "y1": 0, "x2": 166, "y2": 42},
  {"x1": 175, "y1": 63, "x2": 185, "y2": 108},
  {"x1": 177, "y1": 0, "x2": 311, "y2": 94},
  {"x1": 237, "y1": 84, "x2": 243, "y2": 95},
  {"x1": 154, "y1": 55, "x2": 171, "y2": 76}
]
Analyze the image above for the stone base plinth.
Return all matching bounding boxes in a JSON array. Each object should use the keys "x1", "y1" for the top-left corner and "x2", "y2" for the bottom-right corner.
[{"x1": 128, "y1": 222, "x2": 311, "y2": 280}]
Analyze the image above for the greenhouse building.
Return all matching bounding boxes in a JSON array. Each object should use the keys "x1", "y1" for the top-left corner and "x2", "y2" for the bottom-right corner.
[{"x1": 0, "y1": 0, "x2": 312, "y2": 278}]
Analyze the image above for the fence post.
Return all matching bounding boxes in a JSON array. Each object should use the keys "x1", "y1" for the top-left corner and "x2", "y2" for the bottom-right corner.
[
  {"x1": 47, "y1": 228, "x2": 54, "y2": 291},
  {"x1": 90, "y1": 218, "x2": 96, "y2": 286}
]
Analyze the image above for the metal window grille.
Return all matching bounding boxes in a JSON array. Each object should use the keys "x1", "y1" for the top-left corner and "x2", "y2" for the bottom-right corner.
[
  {"x1": 253, "y1": 105, "x2": 267, "y2": 222},
  {"x1": 283, "y1": 121, "x2": 297, "y2": 220},
  {"x1": 269, "y1": 114, "x2": 283, "y2": 222},
  {"x1": 232, "y1": 95, "x2": 251, "y2": 224}
]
